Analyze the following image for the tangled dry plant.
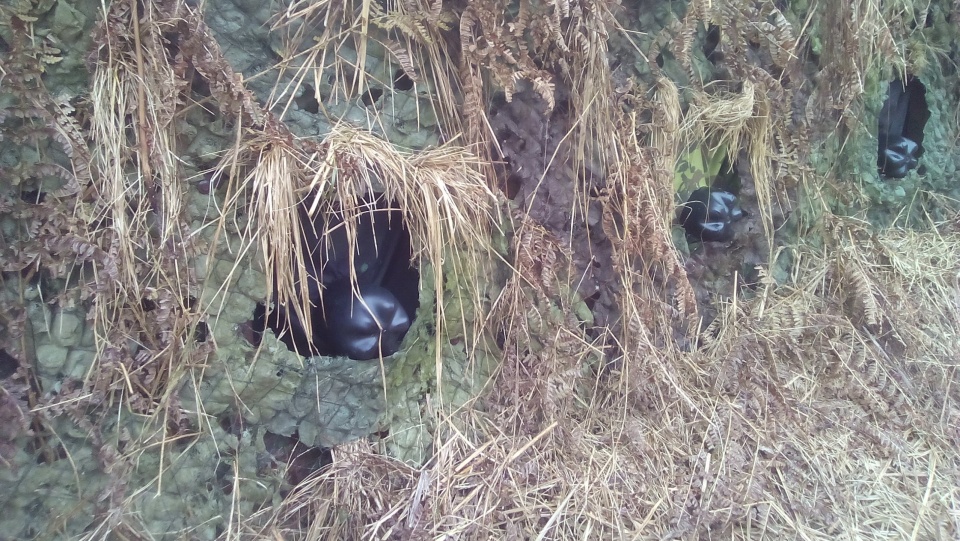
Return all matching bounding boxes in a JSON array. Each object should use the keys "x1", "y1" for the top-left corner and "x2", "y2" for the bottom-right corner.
[
  {"x1": 3, "y1": 0, "x2": 960, "y2": 539},
  {"x1": 247, "y1": 1, "x2": 960, "y2": 539}
]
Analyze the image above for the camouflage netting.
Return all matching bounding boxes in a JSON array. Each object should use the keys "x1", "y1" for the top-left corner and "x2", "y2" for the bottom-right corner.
[
  {"x1": 1, "y1": 0, "x2": 498, "y2": 537},
  {"x1": 2, "y1": 0, "x2": 960, "y2": 539}
]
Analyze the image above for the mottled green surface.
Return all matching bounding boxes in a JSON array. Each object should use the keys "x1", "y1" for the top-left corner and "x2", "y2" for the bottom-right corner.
[
  {"x1": 204, "y1": 0, "x2": 441, "y2": 148},
  {"x1": 0, "y1": 0, "x2": 489, "y2": 537},
  {"x1": 4, "y1": 0, "x2": 958, "y2": 538}
]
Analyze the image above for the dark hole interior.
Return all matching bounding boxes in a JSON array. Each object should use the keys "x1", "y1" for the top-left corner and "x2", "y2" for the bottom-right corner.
[
  {"x1": 263, "y1": 195, "x2": 420, "y2": 360},
  {"x1": 494, "y1": 326, "x2": 507, "y2": 350},
  {"x1": 296, "y1": 84, "x2": 320, "y2": 114},
  {"x1": 34, "y1": 443, "x2": 68, "y2": 464},
  {"x1": 877, "y1": 77, "x2": 929, "y2": 178},
  {"x1": 0, "y1": 348, "x2": 18, "y2": 379},
  {"x1": 360, "y1": 87, "x2": 384, "y2": 106},
  {"x1": 554, "y1": 97, "x2": 570, "y2": 116},
  {"x1": 703, "y1": 24, "x2": 722, "y2": 63},
  {"x1": 194, "y1": 321, "x2": 209, "y2": 343},
  {"x1": 215, "y1": 460, "x2": 233, "y2": 494},
  {"x1": 248, "y1": 305, "x2": 266, "y2": 347},
  {"x1": 161, "y1": 31, "x2": 180, "y2": 62},
  {"x1": 218, "y1": 411, "x2": 244, "y2": 434},
  {"x1": 190, "y1": 74, "x2": 211, "y2": 98},
  {"x1": 393, "y1": 69, "x2": 414, "y2": 91},
  {"x1": 263, "y1": 431, "x2": 332, "y2": 493},
  {"x1": 19, "y1": 190, "x2": 46, "y2": 204},
  {"x1": 582, "y1": 288, "x2": 601, "y2": 311},
  {"x1": 503, "y1": 172, "x2": 523, "y2": 200},
  {"x1": 677, "y1": 158, "x2": 745, "y2": 243}
]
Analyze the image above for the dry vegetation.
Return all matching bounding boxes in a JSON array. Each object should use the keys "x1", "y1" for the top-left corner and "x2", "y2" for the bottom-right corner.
[{"x1": 1, "y1": 0, "x2": 959, "y2": 539}]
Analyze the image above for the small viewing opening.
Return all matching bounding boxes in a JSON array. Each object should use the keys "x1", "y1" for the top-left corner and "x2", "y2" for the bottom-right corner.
[
  {"x1": 0, "y1": 349, "x2": 18, "y2": 379},
  {"x1": 296, "y1": 84, "x2": 320, "y2": 114},
  {"x1": 360, "y1": 87, "x2": 384, "y2": 106},
  {"x1": 19, "y1": 190, "x2": 46, "y2": 204},
  {"x1": 263, "y1": 431, "x2": 332, "y2": 494},
  {"x1": 194, "y1": 321, "x2": 209, "y2": 343},
  {"x1": 393, "y1": 69, "x2": 414, "y2": 91},
  {"x1": 703, "y1": 25, "x2": 722, "y2": 63},
  {"x1": 877, "y1": 77, "x2": 929, "y2": 178}
]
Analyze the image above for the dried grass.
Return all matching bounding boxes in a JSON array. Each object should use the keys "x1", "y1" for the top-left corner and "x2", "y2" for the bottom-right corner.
[
  {"x1": 14, "y1": 0, "x2": 960, "y2": 539},
  {"x1": 250, "y1": 217, "x2": 959, "y2": 540},
  {"x1": 238, "y1": 0, "x2": 959, "y2": 538}
]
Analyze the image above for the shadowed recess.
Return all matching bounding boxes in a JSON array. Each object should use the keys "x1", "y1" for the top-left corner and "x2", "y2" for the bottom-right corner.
[
  {"x1": 877, "y1": 77, "x2": 930, "y2": 178},
  {"x1": 262, "y1": 196, "x2": 420, "y2": 360}
]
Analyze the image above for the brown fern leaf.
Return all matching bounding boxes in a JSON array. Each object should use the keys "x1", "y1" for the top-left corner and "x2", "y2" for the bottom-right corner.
[
  {"x1": 383, "y1": 38, "x2": 421, "y2": 83},
  {"x1": 549, "y1": 0, "x2": 569, "y2": 53},
  {"x1": 766, "y1": 9, "x2": 796, "y2": 68},
  {"x1": 531, "y1": 75, "x2": 556, "y2": 111},
  {"x1": 675, "y1": 0, "x2": 704, "y2": 83},
  {"x1": 844, "y1": 261, "x2": 882, "y2": 328}
]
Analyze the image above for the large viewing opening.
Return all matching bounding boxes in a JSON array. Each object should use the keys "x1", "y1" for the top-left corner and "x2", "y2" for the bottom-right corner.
[
  {"x1": 877, "y1": 77, "x2": 930, "y2": 178},
  {"x1": 253, "y1": 196, "x2": 420, "y2": 360}
]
